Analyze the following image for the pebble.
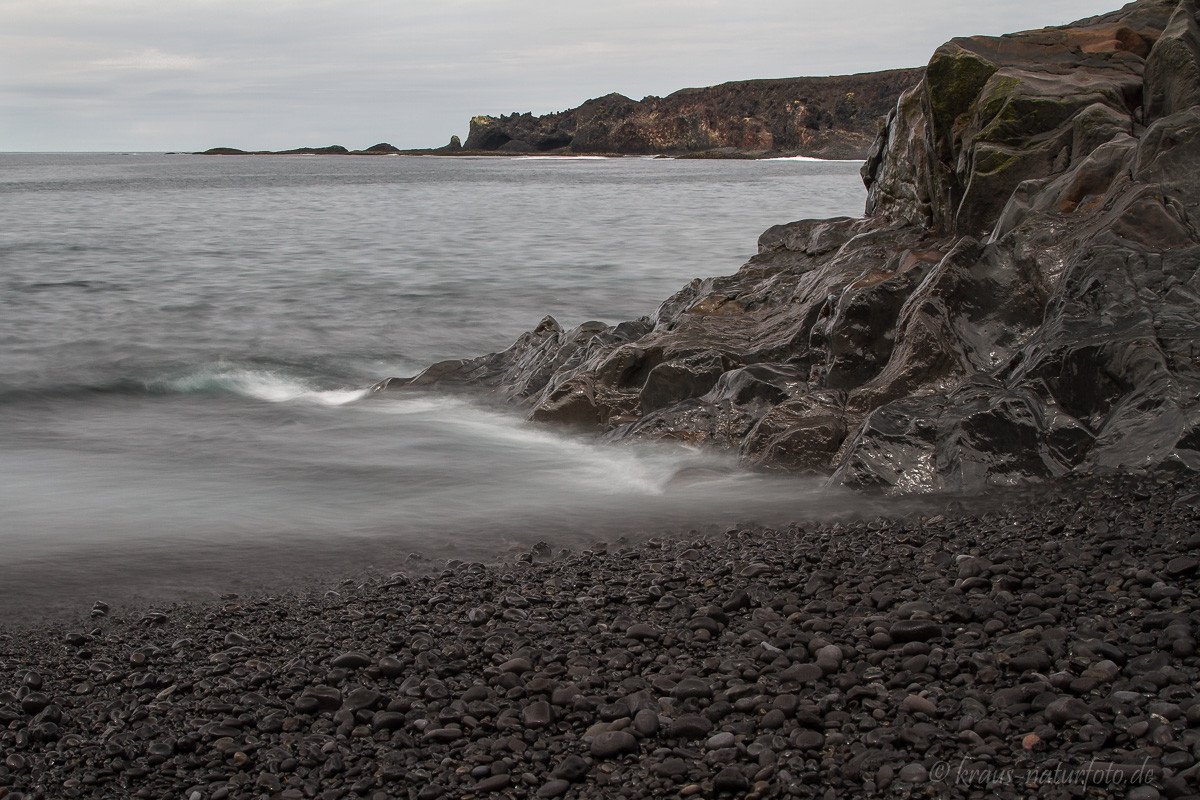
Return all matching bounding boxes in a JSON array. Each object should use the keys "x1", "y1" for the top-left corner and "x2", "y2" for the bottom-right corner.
[
  {"x1": 590, "y1": 730, "x2": 638, "y2": 758},
  {"x1": 378, "y1": 655, "x2": 406, "y2": 677},
  {"x1": 889, "y1": 620, "x2": 941, "y2": 643},
  {"x1": 632, "y1": 707, "x2": 660, "y2": 736},
  {"x1": 670, "y1": 714, "x2": 713, "y2": 740},
  {"x1": 523, "y1": 700, "x2": 553, "y2": 728},
  {"x1": 706, "y1": 731, "x2": 736, "y2": 749},
  {"x1": 901, "y1": 695, "x2": 937, "y2": 716},
  {"x1": 1045, "y1": 697, "x2": 1092, "y2": 726},
  {"x1": 551, "y1": 755, "x2": 589, "y2": 782},
  {"x1": 713, "y1": 766, "x2": 749, "y2": 792},
  {"x1": 536, "y1": 779, "x2": 571, "y2": 798},
  {"x1": 499, "y1": 657, "x2": 532, "y2": 674},
  {"x1": 331, "y1": 652, "x2": 372, "y2": 669},
  {"x1": 816, "y1": 644, "x2": 843, "y2": 673},
  {"x1": 474, "y1": 774, "x2": 511, "y2": 792},
  {"x1": 1164, "y1": 556, "x2": 1198, "y2": 576},
  {"x1": 671, "y1": 677, "x2": 713, "y2": 699},
  {"x1": 626, "y1": 623, "x2": 661, "y2": 641}
]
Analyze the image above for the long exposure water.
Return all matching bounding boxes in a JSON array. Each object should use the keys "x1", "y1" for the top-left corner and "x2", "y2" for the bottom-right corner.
[{"x1": 0, "y1": 152, "x2": 872, "y2": 618}]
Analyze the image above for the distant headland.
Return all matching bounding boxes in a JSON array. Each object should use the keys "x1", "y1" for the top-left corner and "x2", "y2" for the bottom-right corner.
[{"x1": 194, "y1": 68, "x2": 923, "y2": 160}]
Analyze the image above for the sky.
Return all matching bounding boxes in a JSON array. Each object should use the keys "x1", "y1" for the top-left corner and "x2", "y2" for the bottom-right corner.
[{"x1": 2, "y1": 0, "x2": 1130, "y2": 152}]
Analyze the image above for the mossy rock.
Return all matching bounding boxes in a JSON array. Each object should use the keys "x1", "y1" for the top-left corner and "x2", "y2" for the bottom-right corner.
[
  {"x1": 971, "y1": 145, "x2": 1024, "y2": 176},
  {"x1": 973, "y1": 74, "x2": 1023, "y2": 130},
  {"x1": 925, "y1": 44, "x2": 999, "y2": 159},
  {"x1": 978, "y1": 91, "x2": 1094, "y2": 146}
]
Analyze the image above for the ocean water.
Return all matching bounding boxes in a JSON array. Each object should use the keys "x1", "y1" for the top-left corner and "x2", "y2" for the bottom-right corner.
[{"x1": 0, "y1": 153, "x2": 873, "y2": 619}]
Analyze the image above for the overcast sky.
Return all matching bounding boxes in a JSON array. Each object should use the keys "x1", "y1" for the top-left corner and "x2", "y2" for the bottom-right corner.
[{"x1": 2, "y1": 0, "x2": 1127, "y2": 152}]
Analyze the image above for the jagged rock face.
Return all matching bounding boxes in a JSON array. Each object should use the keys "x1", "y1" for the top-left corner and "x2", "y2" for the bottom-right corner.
[
  {"x1": 381, "y1": 0, "x2": 1200, "y2": 493},
  {"x1": 462, "y1": 71, "x2": 922, "y2": 158}
]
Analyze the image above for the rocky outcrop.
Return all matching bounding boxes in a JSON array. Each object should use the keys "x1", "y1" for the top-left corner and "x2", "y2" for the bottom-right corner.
[
  {"x1": 379, "y1": 0, "x2": 1200, "y2": 493},
  {"x1": 463, "y1": 70, "x2": 923, "y2": 159}
]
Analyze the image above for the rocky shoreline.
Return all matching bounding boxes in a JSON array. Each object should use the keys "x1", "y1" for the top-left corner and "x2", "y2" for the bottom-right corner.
[
  {"x1": 1, "y1": 469, "x2": 1197, "y2": 800},
  {"x1": 377, "y1": 0, "x2": 1200, "y2": 494}
]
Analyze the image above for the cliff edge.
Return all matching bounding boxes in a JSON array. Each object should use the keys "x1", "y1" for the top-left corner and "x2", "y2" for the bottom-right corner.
[
  {"x1": 379, "y1": 0, "x2": 1200, "y2": 493},
  {"x1": 463, "y1": 70, "x2": 922, "y2": 159}
]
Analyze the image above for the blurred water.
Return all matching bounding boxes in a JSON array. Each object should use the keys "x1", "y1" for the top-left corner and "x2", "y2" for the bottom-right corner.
[{"x1": 0, "y1": 153, "x2": 869, "y2": 618}]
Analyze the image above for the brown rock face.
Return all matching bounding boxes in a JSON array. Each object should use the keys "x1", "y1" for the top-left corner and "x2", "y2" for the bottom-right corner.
[
  {"x1": 462, "y1": 70, "x2": 922, "y2": 159},
  {"x1": 380, "y1": 0, "x2": 1200, "y2": 493}
]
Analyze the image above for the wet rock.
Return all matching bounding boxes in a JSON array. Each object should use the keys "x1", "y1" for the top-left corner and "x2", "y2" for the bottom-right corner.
[{"x1": 1144, "y1": 1, "x2": 1200, "y2": 119}]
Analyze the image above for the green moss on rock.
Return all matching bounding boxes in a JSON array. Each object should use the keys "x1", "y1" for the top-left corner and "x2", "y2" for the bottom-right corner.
[
  {"x1": 979, "y1": 93, "x2": 1089, "y2": 145},
  {"x1": 926, "y1": 45, "x2": 999, "y2": 158}
]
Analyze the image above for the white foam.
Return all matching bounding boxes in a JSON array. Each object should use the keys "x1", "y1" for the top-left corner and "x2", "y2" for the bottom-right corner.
[
  {"x1": 365, "y1": 393, "x2": 690, "y2": 495},
  {"x1": 767, "y1": 156, "x2": 865, "y2": 163},
  {"x1": 164, "y1": 368, "x2": 368, "y2": 406},
  {"x1": 513, "y1": 155, "x2": 612, "y2": 161},
  {"x1": 366, "y1": 395, "x2": 470, "y2": 415},
  {"x1": 231, "y1": 373, "x2": 368, "y2": 406}
]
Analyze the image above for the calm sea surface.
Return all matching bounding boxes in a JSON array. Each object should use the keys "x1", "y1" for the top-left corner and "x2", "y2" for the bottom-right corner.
[{"x1": 0, "y1": 153, "x2": 873, "y2": 618}]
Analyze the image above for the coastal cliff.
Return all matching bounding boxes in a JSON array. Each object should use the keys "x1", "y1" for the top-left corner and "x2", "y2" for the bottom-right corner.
[
  {"x1": 463, "y1": 70, "x2": 922, "y2": 159},
  {"x1": 380, "y1": 0, "x2": 1200, "y2": 493}
]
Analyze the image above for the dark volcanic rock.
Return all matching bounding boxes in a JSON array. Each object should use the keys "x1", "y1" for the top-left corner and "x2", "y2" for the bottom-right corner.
[
  {"x1": 462, "y1": 70, "x2": 923, "y2": 159},
  {"x1": 379, "y1": 0, "x2": 1200, "y2": 493}
]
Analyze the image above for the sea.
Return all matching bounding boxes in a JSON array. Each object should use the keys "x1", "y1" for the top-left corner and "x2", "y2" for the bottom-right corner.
[{"x1": 0, "y1": 152, "x2": 876, "y2": 619}]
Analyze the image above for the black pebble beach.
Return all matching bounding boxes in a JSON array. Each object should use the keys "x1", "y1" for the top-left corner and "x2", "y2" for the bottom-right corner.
[{"x1": 2, "y1": 470, "x2": 1198, "y2": 799}]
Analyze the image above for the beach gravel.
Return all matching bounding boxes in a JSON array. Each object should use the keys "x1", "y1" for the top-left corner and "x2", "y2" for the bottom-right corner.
[{"x1": 1, "y1": 471, "x2": 1198, "y2": 798}]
